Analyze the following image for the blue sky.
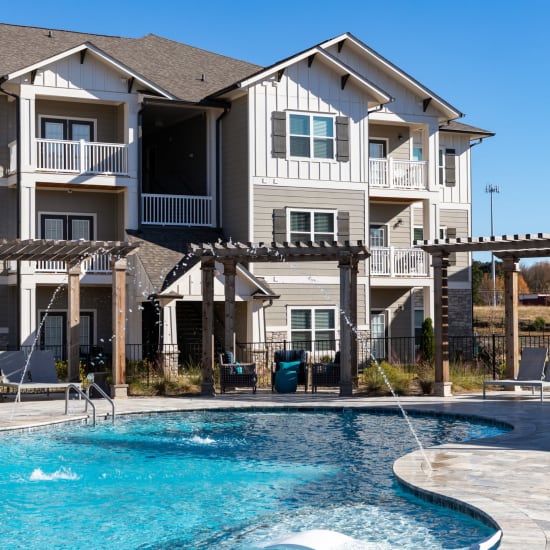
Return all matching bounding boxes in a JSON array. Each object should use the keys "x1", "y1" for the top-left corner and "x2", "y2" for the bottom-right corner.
[{"x1": 3, "y1": 0, "x2": 549, "y2": 262}]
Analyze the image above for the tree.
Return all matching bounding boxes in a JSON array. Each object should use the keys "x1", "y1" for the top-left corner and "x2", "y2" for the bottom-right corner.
[
  {"x1": 420, "y1": 317, "x2": 435, "y2": 364},
  {"x1": 521, "y1": 261, "x2": 550, "y2": 293}
]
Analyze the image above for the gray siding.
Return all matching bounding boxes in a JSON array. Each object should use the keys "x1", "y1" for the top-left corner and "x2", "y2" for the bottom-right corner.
[
  {"x1": 253, "y1": 185, "x2": 366, "y2": 276},
  {"x1": 0, "y1": 187, "x2": 17, "y2": 239},
  {"x1": 440, "y1": 208, "x2": 469, "y2": 282},
  {"x1": 36, "y1": 190, "x2": 121, "y2": 240},
  {"x1": 370, "y1": 203, "x2": 412, "y2": 247},
  {"x1": 265, "y1": 283, "x2": 365, "y2": 330},
  {"x1": 36, "y1": 100, "x2": 122, "y2": 143},
  {"x1": 222, "y1": 95, "x2": 249, "y2": 241},
  {"x1": 369, "y1": 124, "x2": 410, "y2": 160}
]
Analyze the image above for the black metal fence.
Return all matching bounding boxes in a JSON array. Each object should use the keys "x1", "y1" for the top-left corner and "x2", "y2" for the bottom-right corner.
[{"x1": 6, "y1": 333, "x2": 550, "y2": 389}]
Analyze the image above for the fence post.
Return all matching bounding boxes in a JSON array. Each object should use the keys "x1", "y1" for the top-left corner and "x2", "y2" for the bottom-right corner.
[{"x1": 492, "y1": 333, "x2": 497, "y2": 380}]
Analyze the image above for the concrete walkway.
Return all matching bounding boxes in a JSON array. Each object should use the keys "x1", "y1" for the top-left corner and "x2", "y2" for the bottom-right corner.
[{"x1": 1, "y1": 390, "x2": 549, "y2": 549}]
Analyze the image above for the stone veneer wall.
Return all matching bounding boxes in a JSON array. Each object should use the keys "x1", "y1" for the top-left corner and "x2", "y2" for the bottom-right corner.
[{"x1": 448, "y1": 289, "x2": 473, "y2": 336}]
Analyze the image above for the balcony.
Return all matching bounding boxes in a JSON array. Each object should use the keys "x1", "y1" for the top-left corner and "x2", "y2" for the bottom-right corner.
[
  {"x1": 369, "y1": 158, "x2": 427, "y2": 190},
  {"x1": 141, "y1": 193, "x2": 212, "y2": 226},
  {"x1": 35, "y1": 139, "x2": 129, "y2": 176},
  {"x1": 35, "y1": 254, "x2": 112, "y2": 274},
  {"x1": 370, "y1": 247, "x2": 428, "y2": 277}
]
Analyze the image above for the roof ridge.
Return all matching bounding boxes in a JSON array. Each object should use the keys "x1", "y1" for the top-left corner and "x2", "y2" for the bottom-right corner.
[{"x1": 0, "y1": 22, "x2": 131, "y2": 40}]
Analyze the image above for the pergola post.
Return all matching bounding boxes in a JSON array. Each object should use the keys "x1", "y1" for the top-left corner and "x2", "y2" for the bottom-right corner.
[
  {"x1": 350, "y1": 258, "x2": 359, "y2": 387},
  {"x1": 111, "y1": 257, "x2": 128, "y2": 398},
  {"x1": 503, "y1": 255, "x2": 520, "y2": 379},
  {"x1": 223, "y1": 261, "x2": 237, "y2": 355},
  {"x1": 432, "y1": 252, "x2": 452, "y2": 396},
  {"x1": 67, "y1": 263, "x2": 81, "y2": 382},
  {"x1": 339, "y1": 252, "x2": 353, "y2": 396},
  {"x1": 201, "y1": 256, "x2": 216, "y2": 396}
]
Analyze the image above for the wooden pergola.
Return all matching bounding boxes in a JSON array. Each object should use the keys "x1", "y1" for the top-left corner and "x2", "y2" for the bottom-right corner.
[
  {"x1": 417, "y1": 233, "x2": 550, "y2": 396},
  {"x1": 0, "y1": 238, "x2": 140, "y2": 398},
  {"x1": 190, "y1": 241, "x2": 370, "y2": 396}
]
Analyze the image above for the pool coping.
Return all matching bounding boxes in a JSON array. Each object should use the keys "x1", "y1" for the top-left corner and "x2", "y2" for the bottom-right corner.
[{"x1": 1, "y1": 391, "x2": 549, "y2": 549}]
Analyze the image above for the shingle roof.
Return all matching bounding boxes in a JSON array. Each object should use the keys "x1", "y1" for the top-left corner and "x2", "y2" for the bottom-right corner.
[
  {"x1": 440, "y1": 120, "x2": 494, "y2": 137},
  {"x1": 0, "y1": 24, "x2": 261, "y2": 102},
  {"x1": 126, "y1": 226, "x2": 224, "y2": 292}
]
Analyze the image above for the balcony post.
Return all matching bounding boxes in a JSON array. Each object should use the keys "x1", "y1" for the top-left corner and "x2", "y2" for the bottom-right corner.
[
  {"x1": 389, "y1": 247, "x2": 395, "y2": 277},
  {"x1": 79, "y1": 140, "x2": 86, "y2": 173}
]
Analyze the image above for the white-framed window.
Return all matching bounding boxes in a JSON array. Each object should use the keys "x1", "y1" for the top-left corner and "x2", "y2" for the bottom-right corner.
[
  {"x1": 439, "y1": 226, "x2": 447, "y2": 239},
  {"x1": 369, "y1": 139, "x2": 388, "y2": 159},
  {"x1": 369, "y1": 224, "x2": 387, "y2": 248},
  {"x1": 288, "y1": 113, "x2": 335, "y2": 159},
  {"x1": 370, "y1": 310, "x2": 386, "y2": 360},
  {"x1": 414, "y1": 308, "x2": 424, "y2": 348},
  {"x1": 438, "y1": 147, "x2": 456, "y2": 186},
  {"x1": 413, "y1": 226, "x2": 424, "y2": 242},
  {"x1": 288, "y1": 209, "x2": 336, "y2": 243},
  {"x1": 290, "y1": 307, "x2": 336, "y2": 351},
  {"x1": 39, "y1": 213, "x2": 95, "y2": 240}
]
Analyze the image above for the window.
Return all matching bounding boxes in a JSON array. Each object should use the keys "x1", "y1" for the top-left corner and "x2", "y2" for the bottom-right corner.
[
  {"x1": 414, "y1": 309, "x2": 424, "y2": 348},
  {"x1": 369, "y1": 139, "x2": 387, "y2": 159},
  {"x1": 439, "y1": 148, "x2": 456, "y2": 186},
  {"x1": 40, "y1": 311, "x2": 94, "y2": 360},
  {"x1": 369, "y1": 224, "x2": 387, "y2": 248},
  {"x1": 41, "y1": 117, "x2": 95, "y2": 142},
  {"x1": 289, "y1": 113, "x2": 334, "y2": 159},
  {"x1": 370, "y1": 311, "x2": 386, "y2": 360},
  {"x1": 413, "y1": 226, "x2": 424, "y2": 242},
  {"x1": 290, "y1": 307, "x2": 336, "y2": 351},
  {"x1": 289, "y1": 209, "x2": 336, "y2": 243},
  {"x1": 40, "y1": 214, "x2": 94, "y2": 240}
]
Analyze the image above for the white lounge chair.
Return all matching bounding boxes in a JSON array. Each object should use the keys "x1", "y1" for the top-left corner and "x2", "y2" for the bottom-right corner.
[
  {"x1": 0, "y1": 350, "x2": 81, "y2": 400},
  {"x1": 483, "y1": 347, "x2": 550, "y2": 402}
]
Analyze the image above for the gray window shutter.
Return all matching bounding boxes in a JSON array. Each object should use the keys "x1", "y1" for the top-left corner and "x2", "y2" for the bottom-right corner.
[
  {"x1": 445, "y1": 149, "x2": 456, "y2": 187},
  {"x1": 337, "y1": 211, "x2": 350, "y2": 244},
  {"x1": 273, "y1": 209, "x2": 287, "y2": 243},
  {"x1": 272, "y1": 111, "x2": 286, "y2": 158},
  {"x1": 446, "y1": 227, "x2": 457, "y2": 265},
  {"x1": 336, "y1": 116, "x2": 350, "y2": 162}
]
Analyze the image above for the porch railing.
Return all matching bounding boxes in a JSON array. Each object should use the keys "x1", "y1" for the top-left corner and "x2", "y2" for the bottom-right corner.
[
  {"x1": 369, "y1": 158, "x2": 427, "y2": 190},
  {"x1": 36, "y1": 139, "x2": 129, "y2": 175},
  {"x1": 370, "y1": 247, "x2": 428, "y2": 277},
  {"x1": 141, "y1": 193, "x2": 212, "y2": 226},
  {"x1": 35, "y1": 254, "x2": 112, "y2": 273}
]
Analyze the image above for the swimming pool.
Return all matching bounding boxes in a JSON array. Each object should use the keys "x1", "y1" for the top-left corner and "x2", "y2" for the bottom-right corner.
[{"x1": 0, "y1": 409, "x2": 507, "y2": 548}]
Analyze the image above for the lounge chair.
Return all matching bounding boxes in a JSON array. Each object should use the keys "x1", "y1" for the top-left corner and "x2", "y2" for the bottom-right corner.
[
  {"x1": 483, "y1": 347, "x2": 550, "y2": 402},
  {"x1": 0, "y1": 350, "x2": 81, "y2": 400},
  {"x1": 272, "y1": 349, "x2": 309, "y2": 392},
  {"x1": 218, "y1": 352, "x2": 257, "y2": 393}
]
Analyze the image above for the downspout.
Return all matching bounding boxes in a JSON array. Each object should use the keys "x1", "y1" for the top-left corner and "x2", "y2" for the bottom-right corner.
[
  {"x1": 215, "y1": 106, "x2": 230, "y2": 228},
  {"x1": 0, "y1": 77, "x2": 21, "y2": 347}
]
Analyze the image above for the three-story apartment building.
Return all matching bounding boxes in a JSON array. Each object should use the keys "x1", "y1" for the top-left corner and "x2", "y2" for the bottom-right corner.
[{"x1": 0, "y1": 24, "x2": 492, "y2": 363}]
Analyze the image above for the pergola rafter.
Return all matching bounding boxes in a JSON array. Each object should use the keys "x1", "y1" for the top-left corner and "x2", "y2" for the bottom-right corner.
[
  {"x1": 190, "y1": 240, "x2": 370, "y2": 396},
  {"x1": 1, "y1": 238, "x2": 140, "y2": 398},
  {"x1": 417, "y1": 233, "x2": 550, "y2": 396}
]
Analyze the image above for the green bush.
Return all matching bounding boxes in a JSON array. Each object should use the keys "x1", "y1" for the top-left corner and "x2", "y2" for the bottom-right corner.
[
  {"x1": 420, "y1": 318, "x2": 435, "y2": 364},
  {"x1": 361, "y1": 361, "x2": 412, "y2": 395}
]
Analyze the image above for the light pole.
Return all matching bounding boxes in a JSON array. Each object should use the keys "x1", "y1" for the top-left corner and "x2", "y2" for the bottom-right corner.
[{"x1": 486, "y1": 184, "x2": 500, "y2": 306}]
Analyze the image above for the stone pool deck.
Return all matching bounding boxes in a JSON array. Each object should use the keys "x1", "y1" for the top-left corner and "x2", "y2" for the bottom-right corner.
[{"x1": 0, "y1": 389, "x2": 549, "y2": 549}]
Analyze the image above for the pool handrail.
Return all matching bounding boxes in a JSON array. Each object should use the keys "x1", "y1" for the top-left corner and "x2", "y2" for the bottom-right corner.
[
  {"x1": 86, "y1": 382, "x2": 115, "y2": 423},
  {"x1": 65, "y1": 383, "x2": 96, "y2": 426}
]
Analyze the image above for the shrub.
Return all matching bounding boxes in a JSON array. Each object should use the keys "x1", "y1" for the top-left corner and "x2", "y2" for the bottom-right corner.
[
  {"x1": 420, "y1": 318, "x2": 435, "y2": 364},
  {"x1": 361, "y1": 361, "x2": 412, "y2": 395}
]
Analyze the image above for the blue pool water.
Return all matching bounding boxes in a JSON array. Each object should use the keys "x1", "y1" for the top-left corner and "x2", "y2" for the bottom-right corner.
[{"x1": 0, "y1": 409, "x2": 507, "y2": 549}]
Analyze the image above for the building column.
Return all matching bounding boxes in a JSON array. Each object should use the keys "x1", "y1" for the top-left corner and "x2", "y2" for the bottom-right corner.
[
  {"x1": 503, "y1": 255, "x2": 519, "y2": 379},
  {"x1": 67, "y1": 263, "x2": 81, "y2": 382},
  {"x1": 111, "y1": 257, "x2": 128, "y2": 398},
  {"x1": 201, "y1": 257, "x2": 216, "y2": 396},
  {"x1": 158, "y1": 296, "x2": 180, "y2": 379},
  {"x1": 339, "y1": 253, "x2": 353, "y2": 396},
  {"x1": 223, "y1": 261, "x2": 237, "y2": 355},
  {"x1": 18, "y1": 275, "x2": 36, "y2": 347},
  {"x1": 432, "y1": 252, "x2": 452, "y2": 396}
]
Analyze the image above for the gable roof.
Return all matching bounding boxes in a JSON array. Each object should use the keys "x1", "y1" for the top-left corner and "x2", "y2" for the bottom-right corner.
[
  {"x1": 439, "y1": 120, "x2": 495, "y2": 138},
  {"x1": 0, "y1": 24, "x2": 261, "y2": 102}
]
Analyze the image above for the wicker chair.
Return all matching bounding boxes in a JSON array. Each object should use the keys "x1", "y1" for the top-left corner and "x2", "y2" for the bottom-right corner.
[
  {"x1": 218, "y1": 352, "x2": 257, "y2": 394},
  {"x1": 272, "y1": 349, "x2": 309, "y2": 392}
]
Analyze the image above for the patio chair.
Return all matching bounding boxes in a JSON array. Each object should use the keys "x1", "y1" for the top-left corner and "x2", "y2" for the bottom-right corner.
[
  {"x1": 272, "y1": 349, "x2": 309, "y2": 392},
  {"x1": 218, "y1": 352, "x2": 257, "y2": 394},
  {"x1": 483, "y1": 347, "x2": 550, "y2": 402},
  {"x1": 0, "y1": 350, "x2": 81, "y2": 400},
  {"x1": 311, "y1": 351, "x2": 340, "y2": 392}
]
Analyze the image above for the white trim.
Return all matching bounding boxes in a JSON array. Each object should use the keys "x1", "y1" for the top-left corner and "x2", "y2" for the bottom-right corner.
[
  {"x1": 287, "y1": 305, "x2": 338, "y2": 345},
  {"x1": 38, "y1": 211, "x2": 98, "y2": 240},
  {"x1": 5, "y1": 42, "x2": 175, "y2": 99},
  {"x1": 252, "y1": 176, "x2": 367, "y2": 191},
  {"x1": 237, "y1": 46, "x2": 391, "y2": 105}
]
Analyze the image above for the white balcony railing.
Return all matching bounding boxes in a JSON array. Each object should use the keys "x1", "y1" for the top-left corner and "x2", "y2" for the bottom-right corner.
[
  {"x1": 370, "y1": 247, "x2": 428, "y2": 277},
  {"x1": 35, "y1": 254, "x2": 112, "y2": 274},
  {"x1": 141, "y1": 193, "x2": 212, "y2": 226},
  {"x1": 369, "y1": 158, "x2": 427, "y2": 190},
  {"x1": 36, "y1": 139, "x2": 129, "y2": 176}
]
